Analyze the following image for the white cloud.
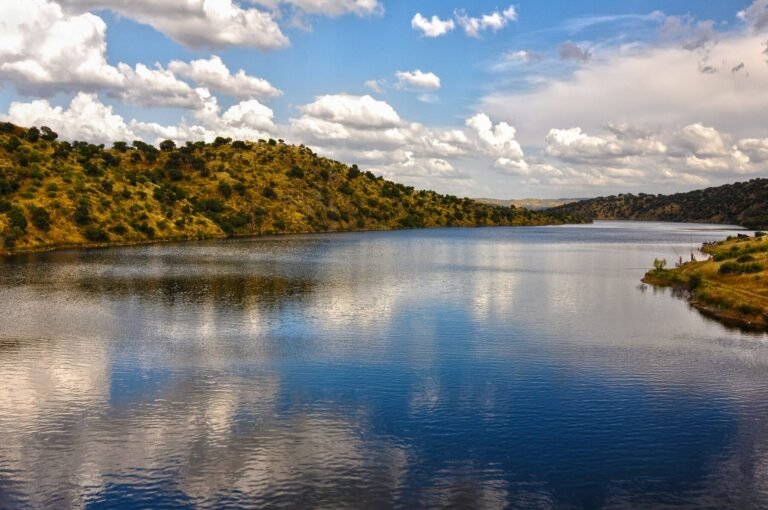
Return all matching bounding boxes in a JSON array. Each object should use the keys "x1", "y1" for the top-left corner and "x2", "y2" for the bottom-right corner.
[
  {"x1": 738, "y1": 0, "x2": 768, "y2": 32},
  {"x1": 545, "y1": 126, "x2": 666, "y2": 163},
  {"x1": 395, "y1": 70, "x2": 441, "y2": 90},
  {"x1": 364, "y1": 80, "x2": 383, "y2": 93},
  {"x1": 455, "y1": 6, "x2": 517, "y2": 38},
  {"x1": 3, "y1": 92, "x2": 136, "y2": 143},
  {"x1": 737, "y1": 137, "x2": 768, "y2": 162},
  {"x1": 116, "y1": 63, "x2": 207, "y2": 109},
  {"x1": 466, "y1": 113, "x2": 524, "y2": 160},
  {"x1": 411, "y1": 13, "x2": 455, "y2": 38},
  {"x1": 0, "y1": 0, "x2": 123, "y2": 94},
  {"x1": 299, "y1": 94, "x2": 401, "y2": 129},
  {"x1": 58, "y1": 0, "x2": 289, "y2": 50},
  {"x1": 168, "y1": 56, "x2": 281, "y2": 99},
  {"x1": 480, "y1": 34, "x2": 768, "y2": 147}
]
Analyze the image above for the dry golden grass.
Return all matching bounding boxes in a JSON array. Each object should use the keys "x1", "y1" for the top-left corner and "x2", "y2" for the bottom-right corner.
[{"x1": 0, "y1": 123, "x2": 585, "y2": 255}]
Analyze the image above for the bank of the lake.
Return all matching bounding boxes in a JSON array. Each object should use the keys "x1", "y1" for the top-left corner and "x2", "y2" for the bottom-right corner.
[{"x1": 644, "y1": 231, "x2": 768, "y2": 330}]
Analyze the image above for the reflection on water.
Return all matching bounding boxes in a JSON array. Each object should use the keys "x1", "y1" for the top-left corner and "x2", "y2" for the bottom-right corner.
[{"x1": 2, "y1": 222, "x2": 768, "y2": 508}]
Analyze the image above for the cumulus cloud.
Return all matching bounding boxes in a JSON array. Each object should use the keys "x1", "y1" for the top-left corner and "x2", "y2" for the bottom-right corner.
[
  {"x1": 481, "y1": 34, "x2": 768, "y2": 148},
  {"x1": 3, "y1": 92, "x2": 136, "y2": 143},
  {"x1": 411, "y1": 13, "x2": 455, "y2": 38},
  {"x1": 0, "y1": 0, "x2": 123, "y2": 94},
  {"x1": 168, "y1": 56, "x2": 281, "y2": 99},
  {"x1": 738, "y1": 0, "x2": 768, "y2": 32},
  {"x1": 454, "y1": 6, "x2": 517, "y2": 37},
  {"x1": 58, "y1": 0, "x2": 289, "y2": 50},
  {"x1": 299, "y1": 94, "x2": 401, "y2": 129},
  {"x1": 545, "y1": 126, "x2": 666, "y2": 163},
  {"x1": 558, "y1": 42, "x2": 591, "y2": 62},
  {"x1": 395, "y1": 70, "x2": 441, "y2": 90}
]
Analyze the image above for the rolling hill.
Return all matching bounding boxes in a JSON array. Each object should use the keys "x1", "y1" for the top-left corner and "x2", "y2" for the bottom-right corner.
[
  {"x1": 0, "y1": 123, "x2": 583, "y2": 255},
  {"x1": 549, "y1": 179, "x2": 768, "y2": 229}
]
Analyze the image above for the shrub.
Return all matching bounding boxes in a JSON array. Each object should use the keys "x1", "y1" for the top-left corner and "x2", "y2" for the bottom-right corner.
[
  {"x1": 28, "y1": 205, "x2": 51, "y2": 231},
  {"x1": 218, "y1": 181, "x2": 232, "y2": 198},
  {"x1": 25, "y1": 127, "x2": 40, "y2": 142},
  {"x1": 73, "y1": 199, "x2": 91, "y2": 225},
  {"x1": 288, "y1": 165, "x2": 304, "y2": 178},
  {"x1": 653, "y1": 258, "x2": 667, "y2": 272},
  {"x1": 6, "y1": 207, "x2": 27, "y2": 232},
  {"x1": 83, "y1": 226, "x2": 109, "y2": 242},
  {"x1": 159, "y1": 139, "x2": 176, "y2": 151}
]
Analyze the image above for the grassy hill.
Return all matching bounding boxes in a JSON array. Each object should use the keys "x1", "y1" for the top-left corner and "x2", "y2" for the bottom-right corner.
[
  {"x1": 0, "y1": 123, "x2": 583, "y2": 255},
  {"x1": 549, "y1": 179, "x2": 768, "y2": 229},
  {"x1": 644, "y1": 232, "x2": 768, "y2": 330}
]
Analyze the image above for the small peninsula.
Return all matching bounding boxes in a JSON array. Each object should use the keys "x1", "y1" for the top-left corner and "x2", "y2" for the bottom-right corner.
[
  {"x1": 0, "y1": 123, "x2": 584, "y2": 255},
  {"x1": 643, "y1": 233, "x2": 768, "y2": 330}
]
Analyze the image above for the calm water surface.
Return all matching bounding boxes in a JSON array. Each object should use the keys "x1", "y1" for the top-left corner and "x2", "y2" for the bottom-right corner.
[{"x1": 2, "y1": 221, "x2": 768, "y2": 509}]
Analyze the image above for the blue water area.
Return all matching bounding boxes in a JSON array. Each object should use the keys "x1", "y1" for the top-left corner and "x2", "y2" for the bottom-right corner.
[{"x1": 1, "y1": 221, "x2": 767, "y2": 509}]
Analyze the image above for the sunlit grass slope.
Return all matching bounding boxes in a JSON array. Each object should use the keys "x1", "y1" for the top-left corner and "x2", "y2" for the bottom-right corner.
[{"x1": 0, "y1": 123, "x2": 583, "y2": 254}]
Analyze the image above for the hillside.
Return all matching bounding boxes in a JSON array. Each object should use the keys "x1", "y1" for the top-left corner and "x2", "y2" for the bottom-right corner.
[
  {"x1": 644, "y1": 232, "x2": 768, "y2": 330},
  {"x1": 0, "y1": 123, "x2": 583, "y2": 255},
  {"x1": 475, "y1": 197, "x2": 581, "y2": 210},
  {"x1": 549, "y1": 179, "x2": 768, "y2": 229}
]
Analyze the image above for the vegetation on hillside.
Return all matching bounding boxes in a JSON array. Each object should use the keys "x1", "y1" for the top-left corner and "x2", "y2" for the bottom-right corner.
[
  {"x1": 644, "y1": 232, "x2": 768, "y2": 330},
  {"x1": 549, "y1": 179, "x2": 768, "y2": 229},
  {"x1": 0, "y1": 123, "x2": 583, "y2": 254}
]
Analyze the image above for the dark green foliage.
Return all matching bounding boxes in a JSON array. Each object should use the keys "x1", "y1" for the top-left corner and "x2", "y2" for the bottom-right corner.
[
  {"x1": 110, "y1": 224, "x2": 128, "y2": 235},
  {"x1": 153, "y1": 184, "x2": 186, "y2": 205},
  {"x1": 213, "y1": 137, "x2": 232, "y2": 147},
  {"x1": 196, "y1": 198, "x2": 226, "y2": 214},
  {"x1": 159, "y1": 140, "x2": 176, "y2": 151},
  {"x1": 348, "y1": 165, "x2": 361, "y2": 179},
  {"x1": 719, "y1": 261, "x2": 764, "y2": 275},
  {"x1": 112, "y1": 141, "x2": 128, "y2": 153},
  {"x1": 40, "y1": 126, "x2": 58, "y2": 141},
  {"x1": 73, "y1": 199, "x2": 91, "y2": 225},
  {"x1": 261, "y1": 186, "x2": 277, "y2": 199},
  {"x1": 28, "y1": 205, "x2": 51, "y2": 231},
  {"x1": 688, "y1": 273, "x2": 703, "y2": 290},
  {"x1": 83, "y1": 226, "x2": 110, "y2": 242},
  {"x1": 25, "y1": 127, "x2": 40, "y2": 143},
  {"x1": 551, "y1": 178, "x2": 768, "y2": 229},
  {"x1": 218, "y1": 181, "x2": 232, "y2": 198},
  {"x1": 288, "y1": 165, "x2": 304, "y2": 178},
  {"x1": 6, "y1": 207, "x2": 27, "y2": 232}
]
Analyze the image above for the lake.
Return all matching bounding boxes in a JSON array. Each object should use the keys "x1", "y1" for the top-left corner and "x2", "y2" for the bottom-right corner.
[{"x1": 1, "y1": 221, "x2": 767, "y2": 509}]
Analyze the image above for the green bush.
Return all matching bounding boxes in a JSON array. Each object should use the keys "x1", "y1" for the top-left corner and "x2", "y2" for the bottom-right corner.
[
  {"x1": 83, "y1": 226, "x2": 110, "y2": 242},
  {"x1": 6, "y1": 207, "x2": 27, "y2": 232},
  {"x1": 28, "y1": 205, "x2": 51, "y2": 231}
]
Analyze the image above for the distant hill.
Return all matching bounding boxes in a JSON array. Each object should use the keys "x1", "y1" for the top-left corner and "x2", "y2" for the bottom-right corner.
[
  {"x1": 549, "y1": 179, "x2": 768, "y2": 229},
  {"x1": 475, "y1": 197, "x2": 582, "y2": 210},
  {"x1": 0, "y1": 123, "x2": 584, "y2": 254}
]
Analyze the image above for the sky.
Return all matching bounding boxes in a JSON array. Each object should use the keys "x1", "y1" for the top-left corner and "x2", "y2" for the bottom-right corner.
[{"x1": 1, "y1": 1, "x2": 767, "y2": 199}]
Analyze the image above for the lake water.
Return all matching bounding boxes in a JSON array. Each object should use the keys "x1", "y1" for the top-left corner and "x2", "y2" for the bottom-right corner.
[{"x1": 2, "y1": 221, "x2": 768, "y2": 509}]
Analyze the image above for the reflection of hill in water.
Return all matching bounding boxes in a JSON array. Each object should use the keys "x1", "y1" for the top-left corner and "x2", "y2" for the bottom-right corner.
[{"x1": 76, "y1": 273, "x2": 318, "y2": 307}]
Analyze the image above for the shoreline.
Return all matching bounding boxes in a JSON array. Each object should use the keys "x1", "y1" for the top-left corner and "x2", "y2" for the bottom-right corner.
[
  {"x1": 0, "y1": 221, "x2": 574, "y2": 258},
  {"x1": 643, "y1": 232, "x2": 768, "y2": 332}
]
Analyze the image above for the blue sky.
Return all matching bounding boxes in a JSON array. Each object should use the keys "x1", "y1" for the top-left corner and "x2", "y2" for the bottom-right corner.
[{"x1": 1, "y1": 0, "x2": 767, "y2": 198}]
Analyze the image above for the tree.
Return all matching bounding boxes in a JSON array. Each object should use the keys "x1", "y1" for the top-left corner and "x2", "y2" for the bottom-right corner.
[
  {"x1": 653, "y1": 258, "x2": 667, "y2": 272},
  {"x1": 112, "y1": 141, "x2": 128, "y2": 153},
  {"x1": 25, "y1": 127, "x2": 40, "y2": 142},
  {"x1": 159, "y1": 139, "x2": 176, "y2": 152},
  {"x1": 40, "y1": 126, "x2": 58, "y2": 141}
]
